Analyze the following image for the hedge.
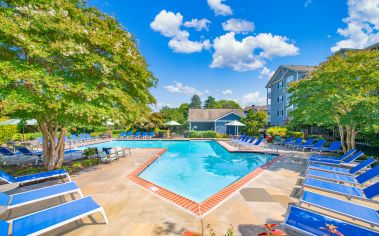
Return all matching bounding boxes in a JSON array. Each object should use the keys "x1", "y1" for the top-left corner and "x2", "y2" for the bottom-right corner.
[
  {"x1": 0, "y1": 125, "x2": 17, "y2": 143},
  {"x1": 188, "y1": 131, "x2": 228, "y2": 138}
]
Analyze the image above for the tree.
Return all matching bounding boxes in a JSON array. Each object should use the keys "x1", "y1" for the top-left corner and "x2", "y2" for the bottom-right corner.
[
  {"x1": 204, "y1": 96, "x2": 216, "y2": 108},
  {"x1": 190, "y1": 95, "x2": 202, "y2": 108},
  {"x1": 134, "y1": 112, "x2": 164, "y2": 131},
  {"x1": 213, "y1": 100, "x2": 241, "y2": 109},
  {"x1": 160, "y1": 106, "x2": 186, "y2": 124},
  {"x1": 288, "y1": 50, "x2": 379, "y2": 152},
  {"x1": 0, "y1": 1, "x2": 157, "y2": 169},
  {"x1": 240, "y1": 110, "x2": 266, "y2": 135}
]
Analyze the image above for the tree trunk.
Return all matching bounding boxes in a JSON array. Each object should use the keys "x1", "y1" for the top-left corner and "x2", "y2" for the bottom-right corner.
[
  {"x1": 351, "y1": 126, "x2": 357, "y2": 150},
  {"x1": 39, "y1": 123, "x2": 66, "y2": 170},
  {"x1": 338, "y1": 125, "x2": 347, "y2": 153},
  {"x1": 346, "y1": 125, "x2": 352, "y2": 151}
]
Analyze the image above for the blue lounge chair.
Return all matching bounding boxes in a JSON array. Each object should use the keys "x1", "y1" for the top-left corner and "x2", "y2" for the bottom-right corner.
[
  {"x1": 285, "y1": 138, "x2": 303, "y2": 148},
  {"x1": 15, "y1": 146, "x2": 43, "y2": 157},
  {"x1": 307, "y1": 164, "x2": 379, "y2": 185},
  {"x1": 0, "y1": 182, "x2": 81, "y2": 211},
  {"x1": 313, "y1": 141, "x2": 341, "y2": 152},
  {"x1": 148, "y1": 132, "x2": 155, "y2": 139},
  {"x1": 303, "y1": 139, "x2": 326, "y2": 151},
  {"x1": 119, "y1": 132, "x2": 126, "y2": 138},
  {"x1": 253, "y1": 137, "x2": 264, "y2": 145},
  {"x1": 308, "y1": 158, "x2": 376, "y2": 175},
  {"x1": 85, "y1": 133, "x2": 97, "y2": 141},
  {"x1": 309, "y1": 148, "x2": 356, "y2": 159},
  {"x1": 309, "y1": 151, "x2": 364, "y2": 165},
  {"x1": 134, "y1": 131, "x2": 141, "y2": 139},
  {"x1": 79, "y1": 133, "x2": 90, "y2": 142},
  {"x1": 294, "y1": 138, "x2": 314, "y2": 150},
  {"x1": 70, "y1": 134, "x2": 82, "y2": 143},
  {"x1": 141, "y1": 132, "x2": 147, "y2": 139},
  {"x1": 247, "y1": 137, "x2": 256, "y2": 143},
  {"x1": 126, "y1": 131, "x2": 133, "y2": 138},
  {"x1": 300, "y1": 190, "x2": 379, "y2": 226},
  {"x1": 304, "y1": 177, "x2": 379, "y2": 201},
  {"x1": 274, "y1": 136, "x2": 294, "y2": 146},
  {"x1": 284, "y1": 205, "x2": 379, "y2": 236},
  {"x1": 0, "y1": 169, "x2": 71, "y2": 185},
  {"x1": 238, "y1": 134, "x2": 246, "y2": 140},
  {"x1": 0, "y1": 196, "x2": 108, "y2": 236},
  {"x1": 0, "y1": 147, "x2": 21, "y2": 156},
  {"x1": 64, "y1": 136, "x2": 73, "y2": 145}
]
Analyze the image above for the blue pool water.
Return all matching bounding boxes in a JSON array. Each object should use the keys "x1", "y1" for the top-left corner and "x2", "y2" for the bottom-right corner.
[{"x1": 79, "y1": 140, "x2": 275, "y2": 202}]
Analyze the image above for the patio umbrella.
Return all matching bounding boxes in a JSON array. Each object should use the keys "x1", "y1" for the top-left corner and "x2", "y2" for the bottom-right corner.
[
  {"x1": 0, "y1": 119, "x2": 38, "y2": 141},
  {"x1": 225, "y1": 120, "x2": 245, "y2": 135},
  {"x1": 164, "y1": 121, "x2": 181, "y2": 126}
]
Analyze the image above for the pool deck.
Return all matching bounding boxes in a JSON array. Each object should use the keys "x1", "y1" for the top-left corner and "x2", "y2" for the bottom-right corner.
[{"x1": 0, "y1": 141, "x2": 319, "y2": 235}]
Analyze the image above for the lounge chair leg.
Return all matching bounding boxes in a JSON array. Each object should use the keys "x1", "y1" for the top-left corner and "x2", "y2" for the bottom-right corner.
[
  {"x1": 78, "y1": 189, "x2": 84, "y2": 198},
  {"x1": 66, "y1": 174, "x2": 72, "y2": 182},
  {"x1": 100, "y1": 208, "x2": 109, "y2": 224}
]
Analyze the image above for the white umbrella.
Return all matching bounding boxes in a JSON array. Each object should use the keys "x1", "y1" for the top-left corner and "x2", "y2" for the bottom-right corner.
[
  {"x1": 225, "y1": 120, "x2": 246, "y2": 135},
  {"x1": 164, "y1": 120, "x2": 181, "y2": 126}
]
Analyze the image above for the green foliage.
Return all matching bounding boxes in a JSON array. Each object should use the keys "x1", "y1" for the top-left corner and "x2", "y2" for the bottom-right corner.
[
  {"x1": 0, "y1": 125, "x2": 17, "y2": 143},
  {"x1": 190, "y1": 95, "x2": 202, "y2": 109},
  {"x1": 160, "y1": 106, "x2": 186, "y2": 124},
  {"x1": 133, "y1": 112, "x2": 164, "y2": 131},
  {"x1": 204, "y1": 96, "x2": 216, "y2": 108},
  {"x1": 287, "y1": 131, "x2": 304, "y2": 138},
  {"x1": 240, "y1": 110, "x2": 266, "y2": 135},
  {"x1": 266, "y1": 126, "x2": 288, "y2": 137},
  {"x1": 82, "y1": 147, "x2": 97, "y2": 157},
  {"x1": 288, "y1": 50, "x2": 379, "y2": 151},
  {"x1": 0, "y1": 1, "x2": 157, "y2": 168},
  {"x1": 203, "y1": 96, "x2": 241, "y2": 109},
  {"x1": 189, "y1": 130, "x2": 218, "y2": 138}
]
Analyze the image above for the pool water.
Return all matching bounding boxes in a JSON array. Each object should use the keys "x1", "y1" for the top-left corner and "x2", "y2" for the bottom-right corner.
[{"x1": 79, "y1": 140, "x2": 275, "y2": 203}]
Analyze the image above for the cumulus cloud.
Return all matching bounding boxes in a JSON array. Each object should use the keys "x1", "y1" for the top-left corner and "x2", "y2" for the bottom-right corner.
[
  {"x1": 331, "y1": 0, "x2": 379, "y2": 52},
  {"x1": 211, "y1": 32, "x2": 299, "y2": 72},
  {"x1": 240, "y1": 92, "x2": 266, "y2": 106},
  {"x1": 259, "y1": 67, "x2": 274, "y2": 80},
  {"x1": 222, "y1": 18, "x2": 254, "y2": 34},
  {"x1": 151, "y1": 10, "x2": 211, "y2": 53},
  {"x1": 164, "y1": 82, "x2": 203, "y2": 96},
  {"x1": 184, "y1": 18, "x2": 211, "y2": 31},
  {"x1": 207, "y1": 0, "x2": 232, "y2": 16},
  {"x1": 222, "y1": 89, "x2": 233, "y2": 95}
]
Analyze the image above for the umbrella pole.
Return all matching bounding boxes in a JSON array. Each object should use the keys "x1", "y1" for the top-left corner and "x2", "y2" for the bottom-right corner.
[{"x1": 22, "y1": 125, "x2": 25, "y2": 142}]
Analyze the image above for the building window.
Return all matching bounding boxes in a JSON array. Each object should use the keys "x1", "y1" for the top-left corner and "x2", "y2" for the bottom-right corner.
[
  {"x1": 277, "y1": 96, "x2": 283, "y2": 103},
  {"x1": 277, "y1": 81, "x2": 283, "y2": 89},
  {"x1": 277, "y1": 109, "x2": 284, "y2": 116},
  {"x1": 286, "y1": 75, "x2": 294, "y2": 83}
]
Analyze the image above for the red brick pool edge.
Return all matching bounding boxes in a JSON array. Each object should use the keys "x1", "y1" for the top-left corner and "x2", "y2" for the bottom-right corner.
[{"x1": 127, "y1": 146, "x2": 283, "y2": 217}]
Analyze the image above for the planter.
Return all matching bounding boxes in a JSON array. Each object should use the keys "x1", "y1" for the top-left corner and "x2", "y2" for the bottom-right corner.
[{"x1": 266, "y1": 136, "x2": 274, "y2": 143}]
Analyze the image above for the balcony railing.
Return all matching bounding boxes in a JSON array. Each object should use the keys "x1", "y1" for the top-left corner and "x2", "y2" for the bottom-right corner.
[{"x1": 267, "y1": 92, "x2": 271, "y2": 98}]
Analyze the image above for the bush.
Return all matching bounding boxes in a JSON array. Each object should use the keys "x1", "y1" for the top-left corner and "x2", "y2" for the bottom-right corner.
[
  {"x1": 0, "y1": 125, "x2": 17, "y2": 143},
  {"x1": 287, "y1": 131, "x2": 304, "y2": 138},
  {"x1": 266, "y1": 126, "x2": 288, "y2": 137},
  {"x1": 189, "y1": 131, "x2": 218, "y2": 138}
]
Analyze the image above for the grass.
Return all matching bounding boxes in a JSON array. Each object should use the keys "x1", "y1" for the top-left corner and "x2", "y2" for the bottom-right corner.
[{"x1": 0, "y1": 157, "x2": 100, "y2": 176}]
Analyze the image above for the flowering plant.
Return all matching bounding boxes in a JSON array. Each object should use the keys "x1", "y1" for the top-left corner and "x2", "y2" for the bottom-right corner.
[{"x1": 257, "y1": 224, "x2": 286, "y2": 236}]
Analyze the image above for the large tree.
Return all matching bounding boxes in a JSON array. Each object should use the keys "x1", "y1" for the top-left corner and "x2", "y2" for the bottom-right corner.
[
  {"x1": 190, "y1": 95, "x2": 202, "y2": 108},
  {"x1": 288, "y1": 50, "x2": 379, "y2": 152},
  {"x1": 240, "y1": 110, "x2": 266, "y2": 135},
  {"x1": 0, "y1": 0, "x2": 157, "y2": 169},
  {"x1": 204, "y1": 96, "x2": 216, "y2": 108}
]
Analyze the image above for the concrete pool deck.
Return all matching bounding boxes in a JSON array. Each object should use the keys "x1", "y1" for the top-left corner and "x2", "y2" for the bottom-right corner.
[{"x1": 1, "y1": 143, "x2": 309, "y2": 235}]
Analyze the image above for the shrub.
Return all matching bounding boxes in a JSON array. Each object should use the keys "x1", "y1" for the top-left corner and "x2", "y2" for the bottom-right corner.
[
  {"x1": 0, "y1": 125, "x2": 17, "y2": 143},
  {"x1": 216, "y1": 133, "x2": 228, "y2": 138},
  {"x1": 189, "y1": 131, "x2": 218, "y2": 138},
  {"x1": 266, "y1": 126, "x2": 288, "y2": 137},
  {"x1": 287, "y1": 131, "x2": 304, "y2": 138}
]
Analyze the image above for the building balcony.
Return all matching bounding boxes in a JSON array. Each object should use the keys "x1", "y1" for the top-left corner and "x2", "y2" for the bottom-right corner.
[{"x1": 267, "y1": 92, "x2": 271, "y2": 98}]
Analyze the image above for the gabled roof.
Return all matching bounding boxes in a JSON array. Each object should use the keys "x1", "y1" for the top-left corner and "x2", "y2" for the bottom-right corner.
[
  {"x1": 265, "y1": 65, "x2": 316, "y2": 88},
  {"x1": 188, "y1": 109, "x2": 245, "y2": 121}
]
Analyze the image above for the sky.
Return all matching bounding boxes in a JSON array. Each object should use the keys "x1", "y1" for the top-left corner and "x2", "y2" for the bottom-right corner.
[{"x1": 88, "y1": 0, "x2": 379, "y2": 110}]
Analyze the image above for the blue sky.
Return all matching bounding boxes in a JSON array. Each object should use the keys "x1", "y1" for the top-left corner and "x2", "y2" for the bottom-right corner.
[{"x1": 88, "y1": 0, "x2": 379, "y2": 109}]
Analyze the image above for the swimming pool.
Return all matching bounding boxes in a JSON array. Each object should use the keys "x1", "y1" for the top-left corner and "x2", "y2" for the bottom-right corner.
[{"x1": 80, "y1": 140, "x2": 275, "y2": 203}]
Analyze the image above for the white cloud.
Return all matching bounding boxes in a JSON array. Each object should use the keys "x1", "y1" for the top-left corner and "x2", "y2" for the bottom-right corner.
[
  {"x1": 240, "y1": 92, "x2": 266, "y2": 106},
  {"x1": 210, "y1": 32, "x2": 299, "y2": 72},
  {"x1": 331, "y1": 0, "x2": 379, "y2": 52},
  {"x1": 151, "y1": 10, "x2": 211, "y2": 54},
  {"x1": 207, "y1": 0, "x2": 233, "y2": 16},
  {"x1": 164, "y1": 82, "x2": 203, "y2": 96},
  {"x1": 304, "y1": 0, "x2": 312, "y2": 8},
  {"x1": 222, "y1": 18, "x2": 254, "y2": 34},
  {"x1": 184, "y1": 18, "x2": 211, "y2": 31},
  {"x1": 259, "y1": 67, "x2": 274, "y2": 80},
  {"x1": 151, "y1": 102, "x2": 172, "y2": 112},
  {"x1": 222, "y1": 89, "x2": 233, "y2": 95},
  {"x1": 150, "y1": 10, "x2": 187, "y2": 38}
]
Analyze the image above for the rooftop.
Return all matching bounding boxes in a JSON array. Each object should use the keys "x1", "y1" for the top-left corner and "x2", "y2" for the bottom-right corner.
[{"x1": 188, "y1": 109, "x2": 245, "y2": 121}]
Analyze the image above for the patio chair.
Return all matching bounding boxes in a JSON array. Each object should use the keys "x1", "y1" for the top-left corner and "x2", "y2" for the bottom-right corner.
[
  {"x1": 309, "y1": 148, "x2": 356, "y2": 159},
  {"x1": 141, "y1": 132, "x2": 147, "y2": 139},
  {"x1": 79, "y1": 133, "x2": 90, "y2": 142},
  {"x1": 85, "y1": 133, "x2": 98, "y2": 141},
  {"x1": 0, "y1": 147, "x2": 21, "y2": 156},
  {"x1": 126, "y1": 131, "x2": 133, "y2": 138},
  {"x1": 0, "y1": 196, "x2": 108, "y2": 236},
  {"x1": 294, "y1": 138, "x2": 314, "y2": 150},
  {"x1": 303, "y1": 177, "x2": 379, "y2": 201},
  {"x1": 285, "y1": 138, "x2": 303, "y2": 148},
  {"x1": 64, "y1": 136, "x2": 73, "y2": 145},
  {"x1": 0, "y1": 182, "x2": 82, "y2": 212},
  {"x1": 0, "y1": 169, "x2": 70, "y2": 186},
  {"x1": 252, "y1": 137, "x2": 264, "y2": 146},
  {"x1": 118, "y1": 132, "x2": 126, "y2": 138},
  {"x1": 308, "y1": 158, "x2": 376, "y2": 175},
  {"x1": 306, "y1": 164, "x2": 379, "y2": 185},
  {"x1": 300, "y1": 190, "x2": 379, "y2": 226},
  {"x1": 134, "y1": 131, "x2": 141, "y2": 139},
  {"x1": 14, "y1": 146, "x2": 43, "y2": 157},
  {"x1": 313, "y1": 141, "x2": 342, "y2": 153},
  {"x1": 309, "y1": 151, "x2": 364, "y2": 165},
  {"x1": 70, "y1": 134, "x2": 82, "y2": 143},
  {"x1": 247, "y1": 137, "x2": 256, "y2": 144},
  {"x1": 274, "y1": 136, "x2": 294, "y2": 146},
  {"x1": 284, "y1": 205, "x2": 379, "y2": 236},
  {"x1": 114, "y1": 147, "x2": 131, "y2": 157},
  {"x1": 302, "y1": 139, "x2": 326, "y2": 151},
  {"x1": 148, "y1": 132, "x2": 155, "y2": 139},
  {"x1": 98, "y1": 150, "x2": 119, "y2": 163}
]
